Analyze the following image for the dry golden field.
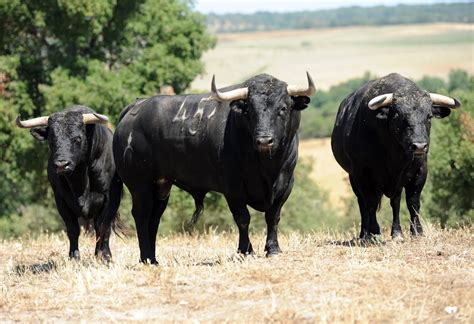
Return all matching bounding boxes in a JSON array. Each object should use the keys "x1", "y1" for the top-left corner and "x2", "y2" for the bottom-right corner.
[
  {"x1": 191, "y1": 23, "x2": 474, "y2": 90},
  {"x1": 299, "y1": 138, "x2": 350, "y2": 210},
  {"x1": 1, "y1": 227, "x2": 473, "y2": 322}
]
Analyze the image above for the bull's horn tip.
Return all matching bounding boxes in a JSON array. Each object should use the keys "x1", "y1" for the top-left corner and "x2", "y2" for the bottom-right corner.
[
  {"x1": 211, "y1": 74, "x2": 217, "y2": 93},
  {"x1": 306, "y1": 71, "x2": 316, "y2": 92},
  {"x1": 93, "y1": 113, "x2": 109, "y2": 121},
  {"x1": 15, "y1": 115, "x2": 23, "y2": 128},
  {"x1": 453, "y1": 98, "x2": 461, "y2": 108}
]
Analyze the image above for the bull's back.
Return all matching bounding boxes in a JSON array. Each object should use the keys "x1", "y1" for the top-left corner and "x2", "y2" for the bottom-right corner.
[
  {"x1": 331, "y1": 92, "x2": 360, "y2": 173},
  {"x1": 114, "y1": 95, "x2": 231, "y2": 191}
]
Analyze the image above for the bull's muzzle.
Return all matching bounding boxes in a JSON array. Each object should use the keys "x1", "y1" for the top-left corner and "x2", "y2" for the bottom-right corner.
[
  {"x1": 54, "y1": 160, "x2": 73, "y2": 174},
  {"x1": 411, "y1": 142, "x2": 428, "y2": 156},
  {"x1": 255, "y1": 136, "x2": 274, "y2": 153}
]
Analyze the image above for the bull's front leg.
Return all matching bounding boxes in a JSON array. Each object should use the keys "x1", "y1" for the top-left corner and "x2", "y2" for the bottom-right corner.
[
  {"x1": 405, "y1": 163, "x2": 428, "y2": 237},
  {"x1": 226, "y1": 199, "x2": 253, "y2": 255},
  {"x1": 390, "y1": 191, "x2": 403, "y2": 239},
  {"x1": 264, "y1": 202, "x2": 283, "y2": 257},
  {"x1": 54, "y1": 193, "x2": 81, "y2": 260},
  {"x1": 405, "y1": 185, "x2": 424, "y2": 236}
]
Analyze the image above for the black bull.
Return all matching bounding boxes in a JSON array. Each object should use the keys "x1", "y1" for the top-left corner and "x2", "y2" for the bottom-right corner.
[
  {"x1": 16, "y1": 106, "x2": 119, "y2": 260},
  {"x1": 331, "y1": 73, "x2": 461, "y2": 240},
  {"x1": 104, "y1": 73, "x2": 315, "y2": 263}
]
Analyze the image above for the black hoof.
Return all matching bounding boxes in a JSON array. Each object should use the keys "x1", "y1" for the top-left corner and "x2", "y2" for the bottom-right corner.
[
  {"x1": 69, "y1": 250, "x2": 80, "y2": 261},
  {"x1": 391, "y1": 230, "x2": 404, "y2": 242},
  {"x1": 410, "y1": 227, "x2": 424, "y2": 237},
  {"x1": 265, "y1": 245, "x2": 282, "y2": 257},
  {"x1": 359, "y1": 234, "x2": 384, "y2": 246},
  {"x1": 237, "y1": 249, "x2": 254, "y2": 256},
  {"x1": 140, "y1": 258, "x2": 159, "y2": 265},
  {"x1": 238, "y1": 243, "x2": 254, "y2": 256},
  {"x1": 96, "y1": 251, "x2": 112, "y2": 264}
]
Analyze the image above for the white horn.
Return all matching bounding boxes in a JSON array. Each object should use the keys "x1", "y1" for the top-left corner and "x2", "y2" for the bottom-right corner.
[
  {"x1": 15, "y1": 115, "x2": 49, "y2": 128},
  {"x1": 83, "y1": 113, "x2": 109, "y2": 124},
  {"x1": 430, "y1": 93, "x2": 461, "y2": 109},
  {"x1": 210, "y1": 75, "x2": 248, "y2": 101},
  {"x1": 287, "y1": 71, "x2": 316, "y2": 97},
  {"x1": 368, "y1": 93, "x2": 394, "y2": 110}
]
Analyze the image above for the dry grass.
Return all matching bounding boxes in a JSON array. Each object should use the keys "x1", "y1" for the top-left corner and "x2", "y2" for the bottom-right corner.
[
  {"x1": 191, "y1": 23, "x2": 474, "y2": 90},
  {"x1": 1, "y1": 226, "x2": 473, "y2": 322}
]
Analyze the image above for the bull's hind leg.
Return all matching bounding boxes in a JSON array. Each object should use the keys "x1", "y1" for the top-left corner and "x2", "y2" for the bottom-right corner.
[
  {"x1": 130, "y1": 186, "x2": 156, "y2": 264},
  {"x1": 226, "y1": 199, "x2": 253, "y2": 255},
  {"x1": 390, "y1": 191, "x2": 403, "y2": 239},
  {"x1": 349, "y1": 175, "x2": 381, "y2": 240},
  {"x1": 148, "y1": 180, "x2": 171, "y2": 260},
  {"x1": 94, "y1": 216, "x2": 112, "y2": 262},
  {"x1": 149, "y1": 197, "x2": 168, "y2": 260}
]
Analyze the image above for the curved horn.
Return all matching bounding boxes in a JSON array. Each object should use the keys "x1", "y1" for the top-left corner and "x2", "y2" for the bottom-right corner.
[
  {"x1": 83, "y1": 113, "x2": 109, "y2": 124},
  {"x1": 210, "y1": 75, "x2": 248, "y2": 101},
  {"x1": 287, "y1": 71, "x2": 316, "y2": 97},
  {"x1": 430, "y1": 93, "x2": 461, "y2": 109},
  {"x1": 368, "y1": 93, "x2": 394, "y2": 110},
  {"x1": 15, "y1": 115, "x2": 49, "y2": 128}
]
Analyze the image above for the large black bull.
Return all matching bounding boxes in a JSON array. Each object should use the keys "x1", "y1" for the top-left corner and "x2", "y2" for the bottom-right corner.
[
  {"x1": 331, "y1": 73, "x2": 461, "y2": 239},
  {"x1": 16, "y1": 106, "x2": 118, "y2": 260},
  {"x1": 106, "y1": 73, "x2": 315, "y2": 263}
]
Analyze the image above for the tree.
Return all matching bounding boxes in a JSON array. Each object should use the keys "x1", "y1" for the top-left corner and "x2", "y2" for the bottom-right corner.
[
  {"x1": 425, "y1": 79, "x2": 474, "y2": 227},
  {"x1": 0, "y1": 0, "x2": 215, "y2": 219}
]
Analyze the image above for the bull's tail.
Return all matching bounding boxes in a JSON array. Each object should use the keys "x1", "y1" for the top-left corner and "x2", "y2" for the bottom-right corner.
[{"x1": 100, "y1": 171, "x2": 125, "y2": 239}]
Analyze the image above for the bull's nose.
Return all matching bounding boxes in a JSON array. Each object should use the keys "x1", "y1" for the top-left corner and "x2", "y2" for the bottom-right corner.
[
  {"x1": 411, "y1": 142, "x2": 428, "y2": 155},
  {"x1": 54, "y1": 160, "x2": 71, "y2": 172},
  {"x1": 256, "y1": 136, "x2": 274, "y2": 147}
]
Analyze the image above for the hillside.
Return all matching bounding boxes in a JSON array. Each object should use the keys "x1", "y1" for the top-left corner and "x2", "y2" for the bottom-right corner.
[
  {"x1": 1, "y1": 228, "x2": 472, "y2": 321},
  {"x1": 206, "y1": 2, "x2": 474, "y2": 33},
  {"x1": 191, "y1": 23, "x2": 474, "y2": 91}
]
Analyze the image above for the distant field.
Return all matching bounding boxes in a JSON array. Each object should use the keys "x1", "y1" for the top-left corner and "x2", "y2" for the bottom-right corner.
[
  {"x1": 1, "y1": 228, "x2": 472, "y2": 321},
  {"x1": 191, "y1": 23, "x2": 473, "y2": 90}
]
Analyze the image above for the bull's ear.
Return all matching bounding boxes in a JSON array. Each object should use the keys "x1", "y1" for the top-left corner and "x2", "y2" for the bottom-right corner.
[
  {"x1": 375, "y1": 107, "x2": 390, "y2": 120},
  {"x1": 432, "y1": 106, "x2": 451, "y2": 119},
  {"x1": 230, "y1": 99, "x2": 248, "y2": 114},
  {"x1": 292, "y1": 96, "x2": 310, "y2": 111},
  {"x1": 30, "y1": 127, "x2": 48, "y2": 141}
]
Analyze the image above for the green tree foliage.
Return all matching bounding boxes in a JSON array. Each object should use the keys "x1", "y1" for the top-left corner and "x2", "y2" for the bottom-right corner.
[
  {"x1": 425, "y1": 74, "x2": 474, "y2": 227},
  {"x1": 207, "y1": 3, "x2": 473, "y2": 33},
  {"x1": 299, "y1": 72, "x2": 374, "y2": 139},
  {"x1": 0, "y1": 0, "x2": 215, "y2": 221}
]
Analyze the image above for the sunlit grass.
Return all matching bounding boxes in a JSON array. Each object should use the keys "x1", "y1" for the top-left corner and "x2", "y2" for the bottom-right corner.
[{"x1": 1, "y1": 225, "x2": 472, "y2": 321}]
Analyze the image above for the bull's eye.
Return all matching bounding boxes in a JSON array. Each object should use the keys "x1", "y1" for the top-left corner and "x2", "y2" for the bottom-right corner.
[{"x1": 279, "y1": 106, "x2": 287, "y2": 116}]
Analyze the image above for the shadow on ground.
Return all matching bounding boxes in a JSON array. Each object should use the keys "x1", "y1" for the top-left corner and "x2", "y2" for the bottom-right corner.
[{"x1": 14, "y1": 260, "x2": 57, "y2": 275}]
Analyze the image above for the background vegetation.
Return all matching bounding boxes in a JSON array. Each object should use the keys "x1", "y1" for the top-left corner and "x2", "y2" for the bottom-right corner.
[
  {"x1": 206, "y1": 2, "x2": 473, "y2": 33},
  {"x1": 0, "y1": 0, "x2": 215, "y2": 236},
  {"x1": 0, "y1": 1, "x2": 472, "y2": 238}
]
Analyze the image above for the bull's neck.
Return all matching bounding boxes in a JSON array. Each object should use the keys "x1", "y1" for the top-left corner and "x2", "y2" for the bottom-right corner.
[
  {"x1": 62, "y1": 164, "x2": 90, "y2": 203},
  {"x1": 255, "y1": 135, "x2": 297, "y2": 183},
  {"x1": 364, "y1": 115, "x2": 414, "y2": 194}
]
